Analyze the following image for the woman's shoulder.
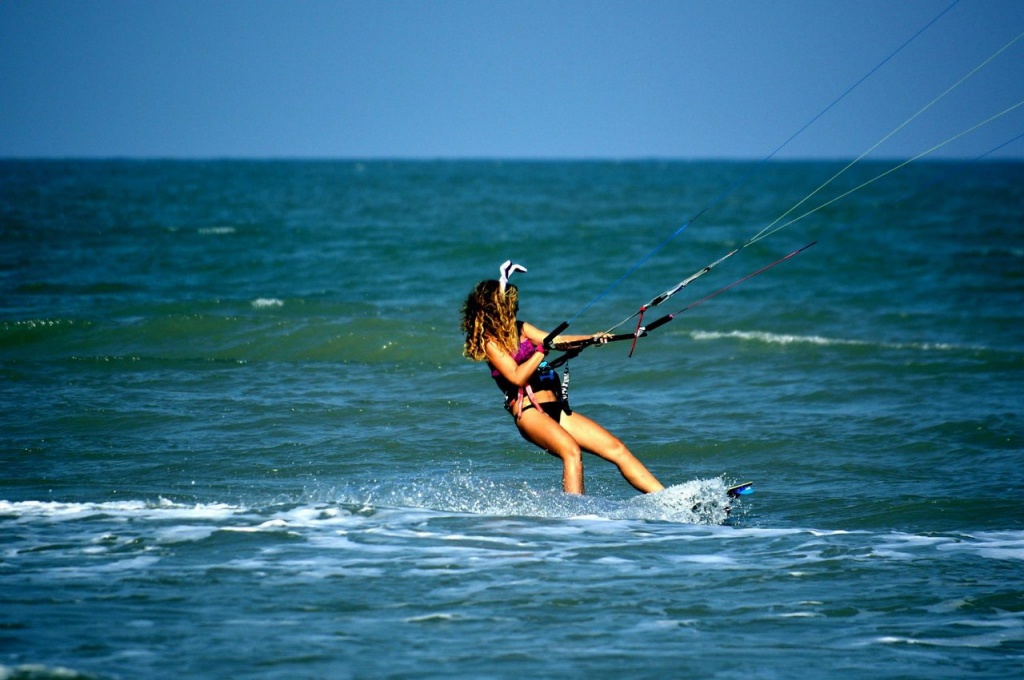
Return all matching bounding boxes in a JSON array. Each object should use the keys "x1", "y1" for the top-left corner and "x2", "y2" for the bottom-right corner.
[{"x1": 483, "y1": 337, "x2": 510, "y2": 364}]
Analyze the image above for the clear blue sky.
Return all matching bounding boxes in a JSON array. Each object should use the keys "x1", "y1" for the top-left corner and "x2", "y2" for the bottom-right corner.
[{"x1": 2, "y1": 0, "x2": 1022, "y2": 159}]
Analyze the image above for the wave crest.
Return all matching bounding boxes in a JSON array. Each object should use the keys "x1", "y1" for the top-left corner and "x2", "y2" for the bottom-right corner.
[{"x1": 690, "y1": 329, "x2": 961, "y2": 352}]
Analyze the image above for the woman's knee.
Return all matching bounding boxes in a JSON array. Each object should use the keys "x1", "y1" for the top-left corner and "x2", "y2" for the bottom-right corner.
[
  {"x1": 551, "y1": 442, "x2": 583, "y2": 466},
  {"x1": 601, "y1": 439, "x2": 631, "y2": 462}
]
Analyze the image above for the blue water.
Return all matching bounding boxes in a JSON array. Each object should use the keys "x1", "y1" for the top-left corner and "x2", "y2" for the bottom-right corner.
[{"x1": 2, "y1": 160, "x2": 1023, "y2": 679}]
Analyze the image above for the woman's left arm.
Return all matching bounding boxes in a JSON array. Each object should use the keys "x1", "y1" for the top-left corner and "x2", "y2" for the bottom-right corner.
[{"x1": 520, "y1": 322, "x2": 608, "y2": 347}]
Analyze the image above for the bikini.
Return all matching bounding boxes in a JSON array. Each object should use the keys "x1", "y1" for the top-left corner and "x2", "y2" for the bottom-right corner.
[{"x1": 489, "y1": 332, "x2": 567, "y2": 421}]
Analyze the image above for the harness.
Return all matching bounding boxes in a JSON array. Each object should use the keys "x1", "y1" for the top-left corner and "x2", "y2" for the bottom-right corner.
[{"x1": 489, "y1": 337, "x2": 569, "y2": 419}]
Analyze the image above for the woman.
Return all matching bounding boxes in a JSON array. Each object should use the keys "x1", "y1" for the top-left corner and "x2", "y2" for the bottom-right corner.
[{"x1": 460, "y1": 261, "x2": 665, "y2": 495}]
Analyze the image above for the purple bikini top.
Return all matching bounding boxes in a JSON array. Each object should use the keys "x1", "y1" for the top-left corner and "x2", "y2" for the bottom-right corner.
[{"x1": 490, "y1": 338, "x2": 538, "y2": 378}]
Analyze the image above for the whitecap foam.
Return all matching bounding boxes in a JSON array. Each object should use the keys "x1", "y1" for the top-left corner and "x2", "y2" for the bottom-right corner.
[
  {"x1": 46, "y1": 555, "x2": 162, "y2": 580},
  {"x1": 0, "y1": 499, "x2": 245, "y2": 523},
  {"x1": 251, "y1": 297, "x2": 284, "y2": 309},
  {"x1": 935, "y1": 531, "x2": 1024, "y2": 561},
  {"x1": 221, "y1": 518, "x2": 293, "y2": 533},
  {"x1": 323, "y1": 474, "x2": 743, "y2": 525},
  {"x1": 671, "y1": 553, "x2": 737, "y2": 565},
  {"x1": 692, "y1": 329, "x2": 846, "y2": 347},
  {"x1": 618, "y1": 478, "x2": 736, "y2": 525},
  {"x1": 689, "y1": 329, "x2": 965, "y2": 352},
  {"x1": 0, "y1": 664, "x2": 97, "y2": 680},
  {"x1": 153, "y1": 525, "x2": 219, "y2": 544},
  {"x1": 875, "y1": 623, "x2": 1024, "y2": 649}
]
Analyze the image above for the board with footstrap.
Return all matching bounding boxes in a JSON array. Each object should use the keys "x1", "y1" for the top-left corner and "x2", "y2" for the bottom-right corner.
[{"x1": 727, "y1": 481, "x2": 754, "y2": 498}]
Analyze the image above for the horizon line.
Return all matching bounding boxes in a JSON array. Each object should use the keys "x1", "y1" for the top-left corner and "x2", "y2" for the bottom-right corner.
[{"x1": 2, "y1": 154, "x2": 1020, "y2": 163}]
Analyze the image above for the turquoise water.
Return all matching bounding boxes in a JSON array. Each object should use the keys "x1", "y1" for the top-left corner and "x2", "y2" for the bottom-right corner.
[{"x1": 1, "y1": 160, "x2": 1023, "y2": 678}]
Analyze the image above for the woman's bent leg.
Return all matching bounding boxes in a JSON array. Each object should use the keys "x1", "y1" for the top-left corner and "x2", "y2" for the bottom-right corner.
[
  {"x1": 560, "y1": 411, "x2": 665, "y2": 493},
  {"x1": 515, "y1": 409, "x2": 585, "y2": 494}
]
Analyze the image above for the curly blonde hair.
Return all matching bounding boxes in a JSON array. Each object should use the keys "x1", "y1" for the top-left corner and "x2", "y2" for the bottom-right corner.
[{"x1": 461, "y1": 280, "x2": 519, "y2": 361}]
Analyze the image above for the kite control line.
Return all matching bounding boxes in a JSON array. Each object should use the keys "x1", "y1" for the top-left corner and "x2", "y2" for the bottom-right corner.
[
  {"x1": 544, "y1": 1, "x2": 961, "y2": 342},
  {"x1": 631, "y1": 241, "x2": 818, "y2": 353},
  {"x1": 546, "y1": 241, "x2": 817, "y2": 367}
]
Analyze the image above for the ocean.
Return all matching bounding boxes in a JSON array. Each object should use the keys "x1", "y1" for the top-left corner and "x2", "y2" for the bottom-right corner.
[{"x1": 1, "y1": 159, "x2": 1022, "y2": 679}]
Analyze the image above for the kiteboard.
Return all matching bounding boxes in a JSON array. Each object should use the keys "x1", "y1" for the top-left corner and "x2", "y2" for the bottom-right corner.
[{"x1": 727, "y1": 481, "x2": 754, "y2": 498}]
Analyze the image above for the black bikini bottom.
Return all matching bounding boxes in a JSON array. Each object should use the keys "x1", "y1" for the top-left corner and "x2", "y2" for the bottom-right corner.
[{"x1": 520, "y1": 400, "x2": 566, "y2": 422}]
